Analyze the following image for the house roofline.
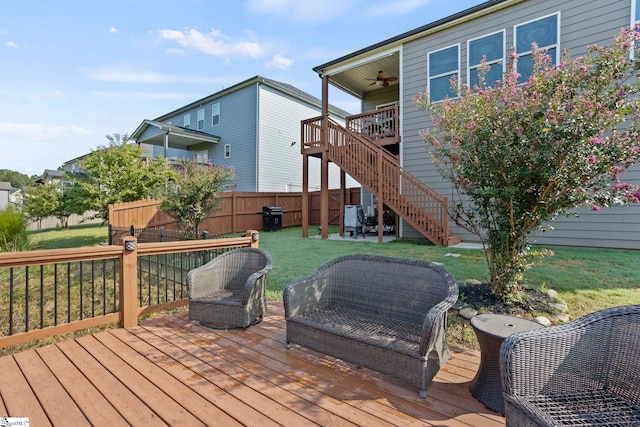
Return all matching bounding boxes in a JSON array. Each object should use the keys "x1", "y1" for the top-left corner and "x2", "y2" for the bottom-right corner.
[
  {"x1": 155, "y1": 75, "x2": 351, "y2": 122},
  {"x1": 313, "y1": 0, "x2": 516, "y2": 75}
]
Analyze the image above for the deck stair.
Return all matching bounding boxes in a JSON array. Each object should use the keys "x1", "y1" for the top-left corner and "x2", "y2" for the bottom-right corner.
[{"x1": 302, "y1": 115, "x2": 461, "y2": 246}]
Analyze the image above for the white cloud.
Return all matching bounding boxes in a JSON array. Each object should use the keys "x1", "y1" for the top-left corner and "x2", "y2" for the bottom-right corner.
[
  {"x1": 5, "y1": 41, "x2": 19, "y2": 48},
  {"x1": 267, "y1": 53, "x2": 294, "y2": 70},
  {"x1": 110, "y1": 26, "x2": 118, "y2": 33},
  {"x1": 0, "y1": 122, "x2": 93, "y2": 175},
  {"x1": 159, "y1": 28, "x2": 264, "y2": 60}
]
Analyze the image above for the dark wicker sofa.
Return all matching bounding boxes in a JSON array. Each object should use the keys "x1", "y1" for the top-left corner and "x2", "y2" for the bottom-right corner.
[
  {"x1": 283, "y1": 254, "x2": 458, "y2": 398},
  {"x1": 500, "y1": 304, "x2": 640, "y2": 426}
]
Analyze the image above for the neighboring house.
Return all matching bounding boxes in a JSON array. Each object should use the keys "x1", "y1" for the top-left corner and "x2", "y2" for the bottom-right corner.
[
  {"x1": 0, "y1": 182, "x2": 11, "y2": 210},
  {"x1": 0, "y1": 182, "x2": 22, "y2": 209},
  {"x1": 35, "y1": 169, "x2": 67, "y2": 186},
  {"x1": 304, "y1": 0, "x2": 640, "y2": 249},
  {"x1": 131, "y1": 75, "x2": 358, "y2": 192}
]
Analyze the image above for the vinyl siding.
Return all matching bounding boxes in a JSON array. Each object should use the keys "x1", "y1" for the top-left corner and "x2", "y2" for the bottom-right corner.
[
  {"x1": 399, "y1": 0, "x2": 640, "y2": 249},
  {"x1": 257, "y1": 83, "x2": 358, "y2": 192},
  {"x1": 157, "y1": 85, "x2": 258, "y2": 192}
]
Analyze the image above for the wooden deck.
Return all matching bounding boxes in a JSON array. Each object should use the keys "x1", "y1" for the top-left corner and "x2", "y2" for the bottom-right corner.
[{"x1": 0, "y1": 302, "x2": 505, "y2": 426}]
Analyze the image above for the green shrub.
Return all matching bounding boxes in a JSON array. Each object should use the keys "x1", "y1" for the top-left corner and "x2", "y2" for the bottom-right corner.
[{"x1": 0, "y1": 206, "x2": 30, "y2": 252}]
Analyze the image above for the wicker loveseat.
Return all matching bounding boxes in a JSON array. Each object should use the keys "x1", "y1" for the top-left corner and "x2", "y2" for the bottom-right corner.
[
  {"x1": 500, "y1": 304, "x2": 640, "y2": 426},
  {"x1": 283, "y1": 254, "x2": 458, "y2": 398},
  {"x1": 186, "y1": 247, "x2": 273, "y2": 329}
]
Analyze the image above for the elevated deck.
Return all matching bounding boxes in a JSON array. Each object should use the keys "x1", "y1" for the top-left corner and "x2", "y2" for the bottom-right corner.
[{"x1": 0, "y1": 302, "x2": 505, "y2": 426}]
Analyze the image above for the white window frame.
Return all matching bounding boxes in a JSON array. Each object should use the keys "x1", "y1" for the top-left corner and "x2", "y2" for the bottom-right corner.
[
  {"x1": 183, "y1": 114, "x2": 191, "y2": 129},
  {"x1": 467, "y1": 29, "x2": 505, "y2": 88},
  {"x1": 514, "y1": 12, "x2": 560, "y2": 82},
  {"x1": 427, "y1": 43, "x2": 460, "y2": 102},
  {"x1": 212, "y1": 103, "x2": 220, "y2": 126},
  {"x1": 197, "y1": 108, "x2": 205, "y2": 130},
  {"x1": 224, "y1": 144, "x2": 231, "y2": 158}
]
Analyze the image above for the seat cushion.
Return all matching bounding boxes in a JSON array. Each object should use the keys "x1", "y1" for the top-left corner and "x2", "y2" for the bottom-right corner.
[
  {"x1": 520, "y1": 390, "x2": 640, "y2": 426},
  {"x1": 290, "y1": 306, "x2": 422, "y2": 355}
]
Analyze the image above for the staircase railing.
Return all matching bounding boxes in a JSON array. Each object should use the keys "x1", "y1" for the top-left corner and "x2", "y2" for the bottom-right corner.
[{"x1": 302, "y1": 115, "x2": 455, "y2": 246}]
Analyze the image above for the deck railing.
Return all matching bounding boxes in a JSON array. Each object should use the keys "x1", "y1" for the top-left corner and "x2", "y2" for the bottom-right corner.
[
  {"x1": 345, "y1": 105, "x2": 399, "y2": 144},
  {"x1": 0, "y1": 230, "x2": 259, "y2": 349}
]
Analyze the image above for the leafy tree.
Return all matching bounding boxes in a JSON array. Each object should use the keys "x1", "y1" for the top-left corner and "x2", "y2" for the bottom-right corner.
[
  {"x1": 23, "y1": 182, "x2": 59, "y2": 229},
  {"x1": 0, "y1": 169, "x2": 34, "y2": 188},
  {"x1": 160, "y1": 159, "x2": 234, "y2": 237},
  {"x1": 75, "y1": 133, "x2": 171, "y2": 221},
  {"x1": 0, "y1": 206, "x2": 29, "y2": 252},
  {"x1": 53, "y1": 184, "x2": 87, "y2": 228},
  {"x1": 417, "y1": 27, "x2": 640, "y2": 302}
]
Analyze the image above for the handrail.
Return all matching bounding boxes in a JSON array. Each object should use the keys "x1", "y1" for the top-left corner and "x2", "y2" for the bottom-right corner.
[
  {"x1": 345, "y1": 105, "x2": 399, "y2": 142},
  {"x1": 303, "y1": 114, "x2": 452, "y2": 245},
  {"x1": 0, "y1": 230, "x2": 259, "y2": 349}
]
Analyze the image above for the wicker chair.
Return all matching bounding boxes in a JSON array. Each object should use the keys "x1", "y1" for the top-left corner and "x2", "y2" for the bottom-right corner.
[
  {"x1": 500, "y1": 304, "x2": 640, "y2": 426},
  {"x1": 186, "y1": 247, "x2": 273, "y2": 329},
  {"x1": 283, "y1": 254, "x2": 458, "y2": 398}
]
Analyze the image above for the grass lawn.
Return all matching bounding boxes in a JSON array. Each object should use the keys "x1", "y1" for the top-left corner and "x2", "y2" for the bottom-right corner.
[{"x1": 22, "y1": 223, "x2": 640, "y2": 350}]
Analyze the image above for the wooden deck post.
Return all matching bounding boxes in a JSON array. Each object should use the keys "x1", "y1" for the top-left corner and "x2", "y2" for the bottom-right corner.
[
  {"x1": 302, "y1": 153, "x2": 309, "y2": 237},
  {"x1": 247, "y1": 229, "x2": 260, "y2": 248},
  {"x1": 120, "y1": 237, "x2": 138, "y2": 328},
  {"x1": 320, "y1": 74, "x2": 330, "y2": 239}
]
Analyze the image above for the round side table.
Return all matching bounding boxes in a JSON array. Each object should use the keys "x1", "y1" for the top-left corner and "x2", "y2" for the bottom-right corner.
[{"x1": 470, "y1": 314, "x2": 544, "y2": 414}]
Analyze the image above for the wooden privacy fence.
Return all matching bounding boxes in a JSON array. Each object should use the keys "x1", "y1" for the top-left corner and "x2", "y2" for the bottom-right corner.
[{"x1": 109, "y1": 189, "x2": 361, "y2": 234}]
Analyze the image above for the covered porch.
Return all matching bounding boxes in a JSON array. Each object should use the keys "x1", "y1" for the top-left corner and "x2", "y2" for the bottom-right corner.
[{"x1": 1, "y1": 301, "x2": 505, "y2": 426}]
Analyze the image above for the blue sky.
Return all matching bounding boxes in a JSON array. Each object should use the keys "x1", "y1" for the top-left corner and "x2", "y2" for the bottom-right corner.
[{"x1": 0, "y1": 0, "x2": 485, "y2": 177}]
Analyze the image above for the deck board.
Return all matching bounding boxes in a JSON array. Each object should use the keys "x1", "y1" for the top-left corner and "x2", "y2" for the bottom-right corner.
[{"x1": 0, "y1": 301, "x2": 506, "y2": 426}]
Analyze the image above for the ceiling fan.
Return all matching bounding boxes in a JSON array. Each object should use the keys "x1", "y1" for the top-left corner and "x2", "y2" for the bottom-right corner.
[{"x1": 367, "y1": 71, "x2": 398, "y2": 87}]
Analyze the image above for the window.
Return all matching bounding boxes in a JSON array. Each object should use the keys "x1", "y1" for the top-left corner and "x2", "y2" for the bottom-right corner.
[
  {"x1": 224, "y1": 144, "x2": 231, "y2": 158},
  {"x1": 428, "y1": 44, "x2": 459, "y2": 102},
  {"x1": 194, "y1": 150, "x2": 208, "y2": 164},
  {"x1": 515, "y1": 13, "x2": 559, "y2": 83},
  {"x1": 183, "y1": 114, "x2": 190, "y2": 129},
  {"x1": 197, "y1": 108, "x2": 204, "y2": 130},
  {"x1": 633, "y1": 0, "x2": 640, "y2": 26},
  {"x1": 212, "y1": 103, "x2": 220, "y2": 126},
  {"x1": 468, "y1": 30, "x2": 505, "y2": 88}
]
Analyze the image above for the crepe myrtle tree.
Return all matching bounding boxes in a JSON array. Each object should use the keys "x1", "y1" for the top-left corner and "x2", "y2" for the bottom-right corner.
[
  {"x1": 159, "y1": 159, "x2": 234, "y2": 238},
  {"x1": 416, "y1": 26, "x2": 640, "y2": 302}
]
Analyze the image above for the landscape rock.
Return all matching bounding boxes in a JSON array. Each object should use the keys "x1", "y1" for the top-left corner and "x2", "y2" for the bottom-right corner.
[
  {"x1": 547, "y1": 289, "x2": 559, "y2": 299},
  {"x1": 548, "y1": 302, "x2": 569, "y2": 313},
  {"x1": 444, "y1": 253, "x2": 461, "y2": 257},
  {"x1": 534, "y1": 316, "x2": 552, "y2": 326},
  {"x1": 459, "y1": 307, "x2": 478, "y2": 319},
  {"x1": 465, "y1": 279, "x2": 483, "y2": 286},
  {"x1": 552, "y1": 313, "x2": 570, "y2": 323}
]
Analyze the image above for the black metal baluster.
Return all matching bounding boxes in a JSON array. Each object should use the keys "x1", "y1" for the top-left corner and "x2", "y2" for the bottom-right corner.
[
  {"x1": 91, "y1": 260, "x2": 96, "y2": 318},
  {"x1": 54, "y1": 264, "x2": 58, "y2": 326},
  {"x1": 25, "y1": 266, "x2": 29, "y2": 332},
  {"x1": 102, "y1": 259, "x2": 107, "y2": 316},
  {"x1": 9, "y1": 268, "x2": 14, "y2": 335},
  {"x1": 40, "y1": 264, "x2": 44, "y2": 329},
  {"x1": 67, "y1": 263, "x2": 71, "y2": 323},
  {"x1": 79, "y1": 261, "x2": 84, "y2": 320}
]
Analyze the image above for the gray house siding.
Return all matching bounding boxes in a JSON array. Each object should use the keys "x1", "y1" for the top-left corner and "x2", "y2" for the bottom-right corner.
[
  {"x1": 397, "y1": 0, "x2": 640, "y2": 248},
  {"x1": 137, "y1": 76, "x2": 358, "y2": 194},
  {"x1": 257, "y1": 83, "x2": 356, "y2": 192}
]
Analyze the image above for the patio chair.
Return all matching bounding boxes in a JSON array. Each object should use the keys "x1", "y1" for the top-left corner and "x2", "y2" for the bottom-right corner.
[
  {"x1": 186, "y1": 247, "x2": 273, "y2": 329},
  {"x1": 500, "y1": 304, "x2": 640, "y2": 426}
]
